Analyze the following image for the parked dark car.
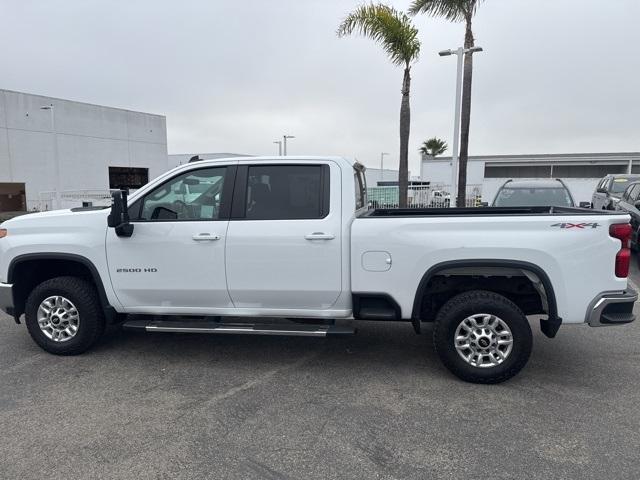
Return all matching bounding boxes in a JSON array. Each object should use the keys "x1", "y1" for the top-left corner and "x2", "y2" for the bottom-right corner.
[
  {"x1": 592, "y1": 174, "x2": 640, "y2": 210},
  {"x1": 491, "y1": 179, "x2": 576, "y2": 207},
  {"x1": 615, "y1": 181, "x2": 640, "y2": 249}
]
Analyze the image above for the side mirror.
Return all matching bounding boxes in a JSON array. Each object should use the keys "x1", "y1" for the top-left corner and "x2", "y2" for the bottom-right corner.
[
  {"x1": 596, "y1": 187, "x2": 607, "y2": 194},
  {"x1": 107, "y1": 190, "x2": 134, "y2": 237},
  {"x1": 579, "y1": 201, "x2": 592, "y2": 208},
  {"x1": 634, "y1": 200, "x2": 640, "y2": 209}
]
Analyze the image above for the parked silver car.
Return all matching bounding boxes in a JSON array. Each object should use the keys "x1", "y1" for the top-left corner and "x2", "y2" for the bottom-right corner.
[
  {"x1": 491, "y1": 179, "x2": 577, "y2": 207},
  {"x1": 592, "y1": 174, "x2": 640, "y2": 210}
]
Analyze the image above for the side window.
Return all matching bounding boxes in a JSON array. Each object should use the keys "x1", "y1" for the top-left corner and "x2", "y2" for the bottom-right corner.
[
  {"x1": 622, "y1": 186, "x2": 630, "y2": 201},
  {"x1": 244, "y1": 165, "x2": 328, "y2": 220},
  {"x1": 136, "y1": 167, "x2": 227, "y2": 221},
  {"x1": 354, "y1": 168, "x2": 366, "y2": 210}
]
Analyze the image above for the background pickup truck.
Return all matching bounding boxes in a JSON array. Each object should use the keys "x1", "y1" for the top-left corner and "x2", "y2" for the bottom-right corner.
[{"x1": 0, "y1": 156, "x2": 636, "y2": 383}]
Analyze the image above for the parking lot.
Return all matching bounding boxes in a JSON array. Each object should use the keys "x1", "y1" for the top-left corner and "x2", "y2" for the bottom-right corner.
[{"x1": 1, "y1": 277, "x2": 640, "y2": 479}]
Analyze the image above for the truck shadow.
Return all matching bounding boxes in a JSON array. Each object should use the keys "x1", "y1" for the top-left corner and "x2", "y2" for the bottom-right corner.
[{"x1": 93, "y1": 317, "x2": 634, "y2": 386}]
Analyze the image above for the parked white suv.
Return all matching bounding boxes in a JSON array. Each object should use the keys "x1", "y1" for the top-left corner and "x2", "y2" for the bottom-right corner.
[{"x1": 0, "y1": 157, "x2": 636, "y2": 383}]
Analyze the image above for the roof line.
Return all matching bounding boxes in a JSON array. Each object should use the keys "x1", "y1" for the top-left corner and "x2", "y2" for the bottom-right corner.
[
  {"x1": 1, "y1": 88, "x2": 166, "y2": 118},
  {"x1": 431, "y1": 152, "x2": 640, "y2": 161}
]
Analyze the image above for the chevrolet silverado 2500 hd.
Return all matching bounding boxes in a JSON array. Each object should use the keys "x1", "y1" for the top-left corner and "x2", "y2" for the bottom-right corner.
[{"x1": 0, "y1": 156, "x2": 636, "y2": 383}]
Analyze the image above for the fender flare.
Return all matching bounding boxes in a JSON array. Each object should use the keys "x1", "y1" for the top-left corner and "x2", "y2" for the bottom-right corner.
[
  {"x1": 8, "y1": 252, "x2": 117, "y2": 323},
  {"x1": 411, "y1": 259, "x2": 559, "y2": 325}
]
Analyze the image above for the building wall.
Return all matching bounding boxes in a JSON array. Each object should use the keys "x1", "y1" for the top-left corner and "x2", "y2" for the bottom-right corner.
[
  {"x1": 421, "y1": 158, "x2": 485, "y2": 186},
  {"x1": 0, "y1": 89, "x2": 168, "y2": 209},
  {"x1": 363, "y1": 167, "x2": 399, "y2": 187}
]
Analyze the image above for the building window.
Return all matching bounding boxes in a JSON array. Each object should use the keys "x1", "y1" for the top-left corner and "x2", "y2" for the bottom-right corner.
[
  {"x1": 0, "y1": 182, "x2": 26, "y2": 213},
  {"x1": 485, "y1": 164, "x2": 628, "y2": 179},
  {"x1": 485, "y1": 165, "x2": 551, "y2": 178},
  {"x1": 109, "y1": 167, "x2": 149, "y2": 191}
]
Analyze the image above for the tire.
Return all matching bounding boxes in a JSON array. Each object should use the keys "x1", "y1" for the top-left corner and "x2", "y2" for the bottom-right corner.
[
  {"x1": 433, "y1": 290, "x2": 532, "y2": 384},
  {"x1": 24, "y1": 276, "x2": 105, "y2": 355}
]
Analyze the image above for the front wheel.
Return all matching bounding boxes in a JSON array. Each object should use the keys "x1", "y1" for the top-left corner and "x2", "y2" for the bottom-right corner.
[
  {"x1": 433, "y1": 290, "x2": 532, "y2": 384},
  {"x1": 24, "y1": 276, "x2": 106, "y2": 355}
]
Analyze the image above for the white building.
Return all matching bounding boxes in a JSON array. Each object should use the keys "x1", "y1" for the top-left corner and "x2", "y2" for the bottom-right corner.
[
  {"x1": 0, "y1": 89, "x2": 168, "y2": 211},
  {"x1": 363, "y1": 167, "x2": 399, "y2": 187},
  {"x1": 421, "y1": 152, "x2": 640, "y2": 204}
]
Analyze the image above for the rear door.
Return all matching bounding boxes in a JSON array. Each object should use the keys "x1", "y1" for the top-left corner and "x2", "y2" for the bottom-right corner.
[{"x1": 225, "y1": 161, "x2": 342, "y2": 310}]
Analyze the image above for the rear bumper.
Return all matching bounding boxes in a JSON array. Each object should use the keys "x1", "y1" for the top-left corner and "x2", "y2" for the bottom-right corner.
[
  {"x1": 0, "y1": 282, "x2": 14, "y2": 317},
  {"x1": 586, "y1": 287, "x2": 637, "y2": 327}
]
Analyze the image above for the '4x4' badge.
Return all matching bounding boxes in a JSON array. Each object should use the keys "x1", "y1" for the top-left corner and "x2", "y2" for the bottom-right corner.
[{"x1": 551, "y1": 222, "x2": 600, "y2": 229}]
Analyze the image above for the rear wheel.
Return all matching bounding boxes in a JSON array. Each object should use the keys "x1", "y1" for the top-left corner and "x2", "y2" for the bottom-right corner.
[
  {"x1": 24, "y1": 276, "x2": 105, "y2": 355},
  {"x1": 433, "y1": 290, "x2": 532, "y2": 384}
]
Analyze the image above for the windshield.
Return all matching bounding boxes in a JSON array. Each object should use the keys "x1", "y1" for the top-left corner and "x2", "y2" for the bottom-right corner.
[
  {"x1": 610, "y1": 177, "x2": 640, "y2": 194},
  {"x1": 493, "y1": 187, "x2": 573, "y2": 207}
]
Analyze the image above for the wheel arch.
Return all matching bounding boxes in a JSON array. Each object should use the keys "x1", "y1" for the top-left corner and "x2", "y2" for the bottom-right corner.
[
  {"x1": 411, "y1": 259, "x2": 560, "y2": 336},
  {"x1": 8, "y1": 253, "x2": 117, "y2": 323}
]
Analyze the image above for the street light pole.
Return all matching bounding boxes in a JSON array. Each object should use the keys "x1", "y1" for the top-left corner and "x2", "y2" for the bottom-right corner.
[
  {"x1": 380, "y1": 152, "x2": 389, "y2": 185},
  {"x1": 283, "y1": 135, "x2": 295, "y2": 156},
  {"x1": 41, "y1": 104, "x2": 61, "y2": 209},
  {"x1": 273, "y1": 140, "x2": 282, "y2": 156},
  {"x1": 439, "y1": 46, "x2": 483, "y2": 206}
]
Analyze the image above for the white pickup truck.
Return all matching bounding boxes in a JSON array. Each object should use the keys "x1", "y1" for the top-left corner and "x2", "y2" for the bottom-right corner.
[{"x1": 0, "y1": 156, "x2": 637, "y2": 383}]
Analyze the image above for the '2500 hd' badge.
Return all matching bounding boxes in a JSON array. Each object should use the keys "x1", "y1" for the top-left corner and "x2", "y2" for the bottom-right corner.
[
  {"x1": 551, "y1": 222, "x2": 600, "y2": 229},
  {"x1": 116, "y1": 268, "x2": 158, "y2": 273}
]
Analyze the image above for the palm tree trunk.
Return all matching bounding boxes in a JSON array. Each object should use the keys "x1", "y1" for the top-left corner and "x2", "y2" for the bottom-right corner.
[
  {"x1": 398, "y1": 67, "x2": 411, "y2": 208},
  {"x1": 457, "y1": 15, "x2": 475, "y2": 207}
]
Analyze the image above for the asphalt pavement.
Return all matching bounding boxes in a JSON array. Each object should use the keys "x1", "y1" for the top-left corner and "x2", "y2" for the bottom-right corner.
[{"x1": 1, "y1": 282, "x2": 640, "y2": 479}]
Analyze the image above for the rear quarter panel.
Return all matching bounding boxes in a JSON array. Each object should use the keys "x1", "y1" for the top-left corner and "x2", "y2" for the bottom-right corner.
[{"x1": 351, "y1": 213, "x2": 630, "y2": 323}]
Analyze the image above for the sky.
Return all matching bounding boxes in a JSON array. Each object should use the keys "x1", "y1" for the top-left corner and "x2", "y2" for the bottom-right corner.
[{"x1": 1, "y1": 0, "x2": 638, "y2": 174}]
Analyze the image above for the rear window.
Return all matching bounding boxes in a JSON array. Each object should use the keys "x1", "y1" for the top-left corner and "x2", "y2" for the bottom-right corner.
[
  {"x1": 244, "y1": 164, "x2": 328, "y2": 220},
  {"x1": 493, "y1": 187, "x2": 573, "y2": 207}
]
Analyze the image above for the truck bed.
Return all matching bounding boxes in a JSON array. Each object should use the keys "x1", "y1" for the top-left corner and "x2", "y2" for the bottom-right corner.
[{"x1": 364, "y1": 206, "x2": 624, "y2": 217}]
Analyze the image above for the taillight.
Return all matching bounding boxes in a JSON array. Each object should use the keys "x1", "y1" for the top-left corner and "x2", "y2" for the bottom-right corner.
[
  {"x1": 0, "y1": 229, "x2": 6, "y2": 239},
  {"x1": 610, "y1": 223, "x2": 632, "y2": 278}
]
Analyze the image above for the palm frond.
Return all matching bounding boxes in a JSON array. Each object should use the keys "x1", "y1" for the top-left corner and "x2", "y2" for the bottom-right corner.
[
  {"x1": 420, "y1": 137, "x2": 448, "y2": 157},
  {"x1": 408, "y1": 0, "x2": 482, "y2": 22},
  {"x1": 337, "y1": 3, "x2": 420, "y2": 67}
]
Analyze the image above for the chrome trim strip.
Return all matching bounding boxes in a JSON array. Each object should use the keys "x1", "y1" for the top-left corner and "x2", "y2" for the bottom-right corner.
[
  {"x1": 145, "y1": 324, "x2": 329, "y2": 337},
  {"x1": 586, "y1": 287, "x2": 637, "y2": 327}
]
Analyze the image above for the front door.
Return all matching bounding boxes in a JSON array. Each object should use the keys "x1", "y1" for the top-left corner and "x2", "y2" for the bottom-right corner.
[
  {"x1": 106, "y1": 165, "x2": 235, "y2": 313},
  {"x1": 225, "y1": 162, "x2": 342, "y2": 311}
]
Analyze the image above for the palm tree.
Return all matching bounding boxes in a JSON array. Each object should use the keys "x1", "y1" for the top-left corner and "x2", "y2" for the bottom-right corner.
[
  {"x1": 409, "y1": 0, "x2": 483, "y2": 206},
  {"x1": 338, "y1": 4, "x2": 420, "y2": 208},
  {"x1": 419, "y1": 137, "x2": 448, "y2": 157}
]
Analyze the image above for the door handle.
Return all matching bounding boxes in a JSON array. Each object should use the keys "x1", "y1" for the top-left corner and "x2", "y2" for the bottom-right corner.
[
  {"x1": 192, "y1": 233, "x2": 221, "y2": 241},
  {"x1": 304, "y1": 232, "x2": 335, "y2": 241}
]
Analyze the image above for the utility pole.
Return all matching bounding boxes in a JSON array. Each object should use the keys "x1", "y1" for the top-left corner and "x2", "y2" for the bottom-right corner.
[
  {"x1": 380, "y1": 152, "x2": 389, "y2": 185},
  {"x1": 283, "y1": 135, "x2": 295, "y2": 156},
  {"x1": 438, "y1": 46, "x2": 483, "y2": 206},
  {"x1": 40, "y1": 104, "x2": 61, "y2": 209}
]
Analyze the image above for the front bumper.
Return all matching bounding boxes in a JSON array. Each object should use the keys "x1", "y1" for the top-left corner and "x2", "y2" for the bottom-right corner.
[
  {"x1": 0, "y1": 282, "x2": 14, "y2": 317},
  {"x1": 586, "y1": 287, "x2": 637, "y2": 327}
]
